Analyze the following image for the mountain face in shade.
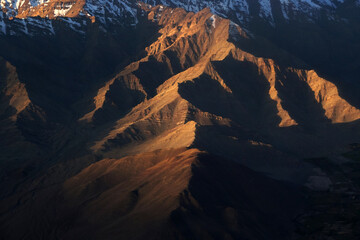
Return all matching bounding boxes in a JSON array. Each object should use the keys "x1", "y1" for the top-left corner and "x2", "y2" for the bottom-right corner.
[
  {"x1": 1, "y1": 0, "x2": 359, "y2": 103},
  {"x1": 1, "y1": 0, "x2": 359, "y2": 36},
  {"x1": 1, "y1": 0, "x2": 357, "y2": 24},
  {"x1": 1, "y1": 2, "x2": 360, "y2": 240}
]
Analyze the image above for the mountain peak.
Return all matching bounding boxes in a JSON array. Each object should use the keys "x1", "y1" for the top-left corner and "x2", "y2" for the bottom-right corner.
[
  {"x1": 1, "y1": 2, "x2": 360, "y2": 239},
  {"x1": 1, "y1": 0, "x2": 359, "y2": 36}
]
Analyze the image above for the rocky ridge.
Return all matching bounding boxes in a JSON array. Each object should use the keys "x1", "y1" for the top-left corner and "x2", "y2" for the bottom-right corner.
[
  {"x1": 1, "y1": 3, "x2": 360, "y2": 240},
  {"x1": 1, "y1": 0, "x2": 359, "y2": 35}
]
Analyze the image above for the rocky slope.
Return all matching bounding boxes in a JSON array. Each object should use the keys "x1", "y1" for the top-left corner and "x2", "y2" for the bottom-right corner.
[
  {"x1": 1, "y1": 0, "x2": 355, "y2": 25},
  {"x1": 1, "y1": 0, "x2": 359, "y2": 35},
  {"x1": 0, "y1": 148, "x2": 305, "y2": 240},
  {"x1": 0, "y1": 58, "x2": 41, "y2": 186},
  {"x1": 1, "y1": 0, "x2": 359, "y2": 109},
  {"x1": 81, "y1": 5, "x2": 360, "y2": 176},
  {"x1": 0, "y1": 3, "x2": 360, "y2": 240}
]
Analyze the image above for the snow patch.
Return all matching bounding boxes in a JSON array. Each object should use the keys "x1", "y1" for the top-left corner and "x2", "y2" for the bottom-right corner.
[
  {"x1": 53, "y1": 2, "x2": 73, "y2": 17},
  {"x1": 259, "y1": 0, "x2": 273, "y2": 20},
  {"x1": 54, "y1": 8, "x2": 71, "y2": 17},
  {"x1": 1, "y1": 0, "x2": 355, "y2": 36},
  {"x1": 210, "y1": 14, "x2": 216, "y2": 28}
]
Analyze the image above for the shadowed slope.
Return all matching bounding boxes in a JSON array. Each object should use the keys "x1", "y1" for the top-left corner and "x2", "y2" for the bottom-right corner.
[
  {"x1": 0, "y1": 58, "x2": 41, "y2": 168},
  {"x1": 83, "y1": 5, "x2": 360, "y2": 180},
  {"x1": 1, "y1": 4, "x2": 360, "y2": 240},
  {"x1": 0, "y1": 148, "x2": 304, "y2": 239},
  {"x1": 59, "y1": 149, "x2": 303, "y2": 240}
]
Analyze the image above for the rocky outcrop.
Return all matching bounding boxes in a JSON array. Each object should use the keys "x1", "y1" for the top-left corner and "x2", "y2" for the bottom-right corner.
[
  {"x1": 0, "y1": 4, "x2": 360, "y2": 240},
  {"x1": 0, "y1": 57, "x2": 30, "y2": 119},
  {"x1": 83, "y1": 6, "x2": 360, "y2": 161}
]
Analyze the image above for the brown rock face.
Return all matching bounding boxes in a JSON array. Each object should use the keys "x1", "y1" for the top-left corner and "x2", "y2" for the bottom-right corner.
[
  {"x1": 59, "y1": 148, "x2": 303, "y2": 240},
  {"x1": 1, "y1": 4, "x2": 360, "y2": 240},
  {"x1": 14, "y1": 0, "x2": 87, "y2": 19},
  {"x1": 0, "y1": 148, "x2": 304, "y2": 240},
  {"x1": 0, "y1": 58, "x2": 45, "y2": 195},
  {"x1": 0, "y1": 57, "x2": 30, "y2": 118},
  {"x1": 81, "y1": 5, "x2": 360, "y2": 162}
]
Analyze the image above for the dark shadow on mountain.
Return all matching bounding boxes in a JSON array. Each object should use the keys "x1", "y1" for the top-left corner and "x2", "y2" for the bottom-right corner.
[
  {"x1": 171, "y1": 152, "x2": 306, "y2": 240},
  {"x1": 191, "y1": 124, "x2": 314, "y2": 183},
  {"x1": 0, "y1": 19, "x2": 161, "y2": 123},
  {"x1": 275, "y1": 68, "x2": 330, "y2": 128},
  {"x1": 244, "y1": 9, "x2": 360, "y2": 110},
  {"x1": 214, "y1": 55, "x2": 283, "y2": 128},
  {"x1": 179, "y1": 74, "x2": 242, "y2": 119},
  {"x1": 133, "y1": 55, "x2": 174, "y2": 97},
  {"x1": 92, "y1": 77, "x2": 146, "y2": 125}
]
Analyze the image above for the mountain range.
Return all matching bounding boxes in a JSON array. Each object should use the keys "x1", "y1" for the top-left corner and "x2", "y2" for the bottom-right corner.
[{"x1": 1, "y1": 0, "x2": 360, "y2": 239}]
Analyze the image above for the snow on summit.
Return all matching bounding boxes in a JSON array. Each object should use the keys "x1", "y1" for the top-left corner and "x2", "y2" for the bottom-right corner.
[{"x1": 0, "y1": 0, "x2": 357, "y2": 35}]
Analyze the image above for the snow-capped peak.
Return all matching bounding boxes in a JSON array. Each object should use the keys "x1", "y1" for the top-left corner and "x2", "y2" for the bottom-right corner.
[{"x1": 0, "y1": 0, "x2": 358, "y2": 36}]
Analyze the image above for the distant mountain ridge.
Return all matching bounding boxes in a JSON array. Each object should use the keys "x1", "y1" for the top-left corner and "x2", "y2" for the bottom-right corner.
[
  {"x1": 1, "y1": 3, "x2": 360, "y2": 239},
  {"x1": 1, "y1": 0, "x2": 359, "y2": 35}
]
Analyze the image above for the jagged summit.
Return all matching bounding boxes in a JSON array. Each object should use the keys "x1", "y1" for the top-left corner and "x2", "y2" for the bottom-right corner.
[
  {"x1": 76, "y1": 5, "x2": 360, "y2": 178},
  {"x1": 1, "y1": 0, "x2": 359, "y2": 35},
  {"x1": 1, "y1": 2, "x2": 359, "y2": 183},
  {"x1": 1, "y1": 3, "x2": 360, "y2": 240}
]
